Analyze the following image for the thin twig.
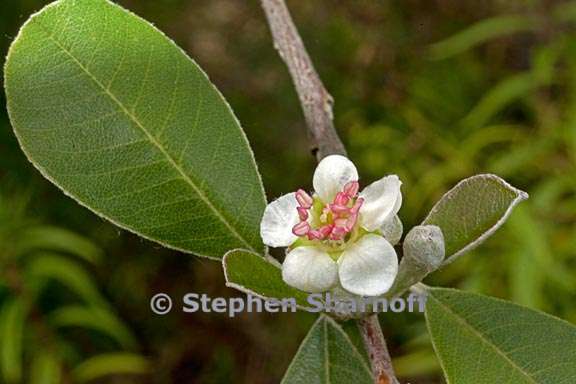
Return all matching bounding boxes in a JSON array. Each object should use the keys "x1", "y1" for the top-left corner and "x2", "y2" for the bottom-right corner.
[
  {"x1": 260, "y1": 0, "x2": 347, "y2": 160},
  {"x1": 357, "y1": 315, "x2": 400, "y2": 384},
  {"x1": 260, "y1": 1, "x2": 399, "y2": 383}
]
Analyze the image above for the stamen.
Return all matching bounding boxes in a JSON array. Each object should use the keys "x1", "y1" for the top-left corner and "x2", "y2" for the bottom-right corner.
[
  {"x1": 307, "y1": 229, "x2": 323, "y2": 240},
  {"x1": 330, "y1": 204, "x2": 350, "y2": 215},
  {"x1": 343, "y1": 181, "x2": 359, "y2": 197},
  {"x1": 292, "y1": 183, "x2": 363, "y2": 243},
  {"x1": 292, "y1": 221, "x2": 310, "y2": 236},
  {"x1": 350, "y1": 197, "x2": 364, "y2": 214},
  {"x1": 318, "y1": 225, "x2": 333, "y2": 238},
  {"x1": 333, "y1": 218, "x2": 348, "y2": 227},
  {"x1": 295, "y1": 189, "x2": 313, "y2": 209},
  {"x1": 334, "y1": 192, "x2": 350, "y2": 206},
  {"x1": 330, "y1": 226, "x2": 347, "y2": 240},
  {"x1": 345, "y1": 213, "x2": 358, "y2": 231}
]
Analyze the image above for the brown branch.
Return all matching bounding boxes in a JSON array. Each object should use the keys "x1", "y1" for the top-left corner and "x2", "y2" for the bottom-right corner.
[
  {"x1": 357, "y1": 315, "x2": 400, "y2": 384},
  {"x1": 260, "y1": 0, "x2": 347, "y2": 160},
  {"x1": 260, "y1": 1, "x2": 399, "y2": 383}
]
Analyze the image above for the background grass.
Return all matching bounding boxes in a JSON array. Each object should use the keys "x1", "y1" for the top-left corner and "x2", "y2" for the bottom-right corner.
[{"x1": 1, "y1": 0, "x2": 575, "y2": 383}]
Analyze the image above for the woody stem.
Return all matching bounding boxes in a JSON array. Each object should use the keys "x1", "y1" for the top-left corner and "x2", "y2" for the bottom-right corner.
[{"x1": 260, "y1": 1, "x2": 400, "y2": 383}]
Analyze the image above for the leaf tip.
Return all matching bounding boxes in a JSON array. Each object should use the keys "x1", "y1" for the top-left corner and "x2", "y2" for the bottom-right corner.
[{"x1": 517, "y1": 189, "x2": 529, "y2": 201}]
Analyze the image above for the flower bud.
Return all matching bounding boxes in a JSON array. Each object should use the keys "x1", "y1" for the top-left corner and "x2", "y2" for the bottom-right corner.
[{"x1": 387, "y1": 225, "x2": 444, "y2": 297}]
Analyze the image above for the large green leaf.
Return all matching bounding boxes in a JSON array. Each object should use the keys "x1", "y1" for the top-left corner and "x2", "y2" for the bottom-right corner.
[
  {"x1": 4, "y1": 0, "x2": 266, "y2": 259},
  {"x1": 426, "y1": 287, "x2": 576, "y2": 384},
  {"x1": 423, "y1": 174, "x2": 527, "y2": 264},
  {"x1": 282, "y1": 316, "x2": 373, "y2": 384},
  {"x1": 223, "y1": 249, "x2": 310, "y2": 308}
]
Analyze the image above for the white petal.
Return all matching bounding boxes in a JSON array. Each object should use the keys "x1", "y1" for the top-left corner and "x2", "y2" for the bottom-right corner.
[
  {"x1": 282, "y1": 246, "x2": 338, "y2": 293},
  {"x1": 358, "y1": 175, "x2": 402, "y2": 231},
  {"x1": 260, "y1": 193, "x2": 300, "y2": 247},
  {"x1": 313, "y1": 155, "x2": 358, "y2": 202},
  {"x1": 338, "y1": 234, "x2": 398, "y2": 296},
  {"x1": 380, "y1": 215, "x2": 403, "y2": 245}
]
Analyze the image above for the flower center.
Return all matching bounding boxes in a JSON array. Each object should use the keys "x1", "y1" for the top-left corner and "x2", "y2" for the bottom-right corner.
[{"x1": 292, "y1": 181, "x2": 364, "y2": 242}]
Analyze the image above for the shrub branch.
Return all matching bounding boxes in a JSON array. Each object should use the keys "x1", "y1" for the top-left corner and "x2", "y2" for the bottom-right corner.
[
  {"x1": 260, "y1": 0, "x2": 346, "y2": 160},
  {"x1": 260, "y1": 1, "x2": 399, "y2": 383}
]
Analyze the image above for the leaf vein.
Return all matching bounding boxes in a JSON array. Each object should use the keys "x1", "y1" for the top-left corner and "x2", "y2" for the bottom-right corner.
[{"x1": 37, "y1": 22, "x2": 255, "y2": 253}]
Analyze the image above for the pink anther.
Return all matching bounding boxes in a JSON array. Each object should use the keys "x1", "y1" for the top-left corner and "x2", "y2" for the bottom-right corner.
[
  {"x1": 292, "y1": 182, "x2": 364, "y2": 242},
  {"x1": 307, "y1": 229, "x2": 323, "y2": 240},
  {"x1": 330, "y1": 226, "x2": 348, "y2": 240},
  {"x1": 343, "y1": 181, "x2": 359, "y2": 197},
  {"x1": 330, "y1": 204, "x2": 350, "y2": 215},
  {"x1": 334, "y1": 192, "x2": 350, "y2": 206},
  {"x1": 345, "y1": 213, "x2": 358, "y2": 231},
  {"x1": 292, "y1": 221, "x2": 310, "y2": 236},
  {"x1": 333, "y1": 218, "x2": 348, "y2": 228},
  {"x1": 297, "y1": 207, "x2": 309, "y2": 221},
  {"x1": 350, "y1": 197, "x2": 364, "y2": 214},
  {"x1": 318, "y1": 225, "x2": 334, "y2": 238},
  {"x1": 295, "y1": 189, "x2": 313, "y2": 209}
]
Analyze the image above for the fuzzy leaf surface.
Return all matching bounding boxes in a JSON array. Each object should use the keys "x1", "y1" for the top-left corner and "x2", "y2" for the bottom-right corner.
[
  {"x1": 426, "y1": 288, "x2": 576, "y2": 384},
  {"x1": 423, "y1": 174, "x2": 527, "y2": 263},
  {"x1": 4, "y1": 0, "x2": 266, "y2": 259},
  {"x1": 281, "y1": 316, "x2": 373, "y2": 384}
]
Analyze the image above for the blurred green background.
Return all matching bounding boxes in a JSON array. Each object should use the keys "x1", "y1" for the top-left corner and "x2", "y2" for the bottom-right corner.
[{"x1": 1, "y1": 0, "x2": 575, "y2": 383}]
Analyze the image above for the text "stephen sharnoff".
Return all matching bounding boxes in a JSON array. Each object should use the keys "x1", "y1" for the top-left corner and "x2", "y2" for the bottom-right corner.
[{"x1": 150, "y1": 292, "x2": 427, "y2": 317}]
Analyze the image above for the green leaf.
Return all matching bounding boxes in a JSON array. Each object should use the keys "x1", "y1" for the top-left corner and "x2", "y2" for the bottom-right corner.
[
  {"x1": 26, "y1": 253, "x2": 106, "y2": 306},
  {"x1": 489, "y1": 139, "x2": 553, "y2": 177},
  {"x1": 281, "y1": 316, "x2": 373, "y2": 384},
  {"x1": 429, "y1": 15, "x2": 539, "y2": 60},
  {"x1": 460, "y1": 72, "x2": 547, "y2": 130},
  {"x1": 222, "y1": 249, "x2": 310, "y2": 308},
  {"x1": 30, "y1": 352, "x2": 61, "y2": 384},
  {"x1": 0, "y1": 299, "x2": 26, "y2": 384},
  {"x1": 72, "y1": 353, "x2": 150, "y2": 382},
  {"x1": 4, "y1": 0, "x2": 266, "y2": 259},
  {"x1": 425, "y1": 287, "x2": 576, "y2": 384},
  {"x1": 422, "y1": 174, "x2": 528, "y2": 264},
  {"x1": 49, "y1": 305, "x2": 136, "y2": 349},
  {"x1": 17, "y1": 225, "x2": 102, "y2": 263},
  {"x1": 508, "y1": 206, "x2": 576, "y2": 297}
]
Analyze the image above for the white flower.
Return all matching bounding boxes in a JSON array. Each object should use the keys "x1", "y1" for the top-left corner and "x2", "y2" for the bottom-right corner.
[{"x1": 260, "y1": 155, "x2": 402, "y2": 296}]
